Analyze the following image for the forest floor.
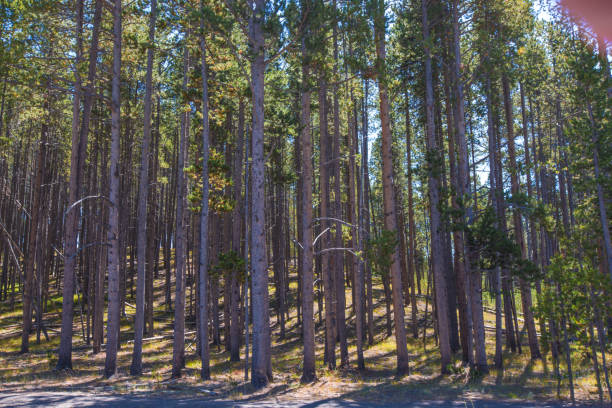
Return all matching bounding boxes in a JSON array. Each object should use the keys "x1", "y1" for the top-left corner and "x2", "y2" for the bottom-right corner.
[{"x1": 0, "y1": 272, "x2": 605, "y2": 407}]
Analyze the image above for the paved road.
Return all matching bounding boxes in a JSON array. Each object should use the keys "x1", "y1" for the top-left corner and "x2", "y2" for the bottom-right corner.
[{"x1": 0, "y1": 392, "x2": 583, "y2": 407}]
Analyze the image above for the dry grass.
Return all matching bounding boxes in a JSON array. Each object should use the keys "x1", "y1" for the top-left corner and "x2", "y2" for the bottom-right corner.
[{"x1": 0, "y1": 269, "x2": 606, "y2": 405}]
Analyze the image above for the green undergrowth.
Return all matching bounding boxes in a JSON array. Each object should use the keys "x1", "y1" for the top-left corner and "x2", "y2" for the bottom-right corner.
[{"x1": 0, "y1": 270, "x2": 605, "y2": 405}]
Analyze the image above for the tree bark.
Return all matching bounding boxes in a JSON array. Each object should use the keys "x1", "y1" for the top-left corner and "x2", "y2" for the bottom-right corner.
[
  {"x1": 131, "y1": 0, "x2": 156, "y2": 376},
  {"x1": 485, "y1": 78, "x2": 504, "y2": 370},
  {"x1": 198, "y1": 9, "x2": 211, "y2": 379},
  {"x1": 507, "y1": 77, "x2": 541, "y2": 360},
  {"x1": 229, "y1": 101, "x2": 245, "y2": 362},
  {"x1": 375, "y1": 0, "x2": 409, "y2": 375},
  {"x1": 332, "y1": 2, "x2": 348, "y2": 367},
  {"x1": 299, "y1": 32, "x2": 316, "y2": 381},
  {"x1": 404, "y1": 95, "x2": 419, "y2": 340},
  {"x1": 57, "y1": 0, "x2": 84, "y2": 370},
  {"x1": 104, "y1": 0, "x2": 122, "y2": 378},
  {"x1": 319, "y1": 73, "x2": 336, "y2": 370},
  {"x1": 422, "y1": 0, "x2": 452, "y2": 374},
  {"x1": 171, "y1": 34, "x2": 190, "y2": 379},
  {"x1": 361, "y1": 82, "x2": 374, "y2": 346},
  {"x1": 349, "y1": 77, "x2": 365, "y2": 370},
  {"x1": 249, "y1": 0, "x2": 271, "y2": 387},
  {"x1": 21, "y1": 90, "x2": 49, "y2": 353}
]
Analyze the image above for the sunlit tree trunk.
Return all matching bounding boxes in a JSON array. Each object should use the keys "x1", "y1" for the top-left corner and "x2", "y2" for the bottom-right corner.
[
  {"x1": 198, "y1": 6, "x2": 211, "y2": 379},
  {"x1": 485, "y1": 77, "x2": 504, "y2": 370},
  {"x1": 299, "y1": 29, "x2": 316, "y2": 381},
  {"x1": 57, "y1": 0, "x2": 84, "y2": 370},
  {"x1": 362, "y1": 82, "x2": 374, "y2": 346},
  {"x1": 249, "y1": 0, "x2": 271, "y2": 386},
  {"x1": 104, "y1": 0, "x2": 122, "y2": 378},
  {"x1": 319, "y1": 72, "x2": 336, "y2": 370},
  {"x1": 332, "y1": 1, "x2": 348, "y2": 367},
  {"x1": 131, "y1": 0, "x2": 157, "y2": 376},
  {"x1": 404, "y1": 94, "x2": 418, "y2": 340},
  {"x1": 509, "y1": 79, "x2": 541, "y2": 361},
  {"x1": 375, "y1": 0, "x2": 409, "y2": 375},
  {"x1": 171, "y1": 33, "x2": 190, "y2": 379}
]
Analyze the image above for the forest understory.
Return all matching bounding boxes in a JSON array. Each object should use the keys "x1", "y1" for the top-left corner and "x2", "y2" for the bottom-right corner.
[{"x1": 0, "y1": 269, "x2": 603, "y2": 405}]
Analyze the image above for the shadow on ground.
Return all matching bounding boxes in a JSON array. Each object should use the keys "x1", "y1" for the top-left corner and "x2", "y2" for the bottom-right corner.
[{"x1": 0, "y1": 390, "x2": 586, "y2": 407}]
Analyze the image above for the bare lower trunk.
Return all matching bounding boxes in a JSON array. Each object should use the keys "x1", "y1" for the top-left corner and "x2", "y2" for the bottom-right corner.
[
  {"x1": 300, "y1": 35, "x2": 316, "y2": 381},
  {"x1": 198, "y1": 8, "x2": 211, "y2": 379},
  {"x1": 172, "y1": 36, "x2": 190, "y2": 379},
  {"x1": 375, "y1": 0, "x2": 409, "y2": 375},
  {"x1": 362, "y1": 82, "x2": 374, "y2": 346},
  {"x1": 131, "y1": 0, "x2": 157, "y2": 376},
  {"x1": 404, "y1": 96, "x2": 418, "y2": 339},
  {"x1": 422, "y1": 0, "x2": 451, "y2": 373},
  {"x1": 104, "y1": 0, "x2": 122, "y2": 377},
  {"x1": 332, "y1": 6, "x2": 348, "y2": 366},
  {"x1": 450, "y1": 0, "x2": 478, "y2": 369},
  {"x1": 349, "y1": 80, "x2": 365, "y2": 370},
  {"x1": 319, "y1": 74, "x2": 336, "y2": 370},
  {"x1": 229, "y1": 101, "x2": 244, "y2": 362},
  {"x1": 57, "y1": 0, "x2": 84, "y2": 370},
  {"x1": 518, "y1": 83, "x2": 542, "y2": 360},
  {"x1": 22, "y1": 93, "x2": 49, "y2": 353},
  {"x1": 93, "y1": 134, "x2": 107, "y2": 354},
  {"x1": 249, "y1": 0, "x2": 271, "y2": 387},
  {"x1": 485, "y1": 78, "x2": 503, "y2": 370}
]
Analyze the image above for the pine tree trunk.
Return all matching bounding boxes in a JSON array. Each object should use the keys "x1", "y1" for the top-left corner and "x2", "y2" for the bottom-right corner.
[
  {"x1": 422, "y1": 0, "x2": 451, "y2": 374},
  {"x1": 249, "y1": 0, "x2": 271, "y2": 386},
  {"x1": 404, "y1": 96, "x2": 419, "y2": 340},
  {"x1": 131, "y1": 0, "x2": 156, "y2": 375},
  {"x1": 332, "y1": 5, "x2": 348, "y2": 367},
  {"x1": 445, "y1": 93, "x2": 471, "y2": 364},
  {"x1": 57, "y1": 0, "x2": 84, "y2": 370},
  {"x1": 349, "y1": 79, "x2": 365, "y2": 370},
  {"x1": 21, "y1": 91, "x2": 49, "y2": 353},
  {"x1": 362, "y1": 82, "x2": 375, "y2": 346},
  {"x1": 319, "y1": 73, "x2": 337, "y2": 370},
  {"x1": 146, "y1": 91, "x2": 161, "y2": 334},
  {"x1": 229, "y1": 100, "x2": 244, "y2": 362},
  {"x1": 375, "y1": 0, "x2": 409, "y2": 375},
  {"x1": 485, "y1": 78, "x2": 504, "y2": 370},
  {"x1": 504, "y1": 77, "x2": 541, "y2": 360},
  {"x1": 198, "y1": 11, "x2": 211, "y2": 378},
  {"x1": 104, "y1": 0, "x2": 122, "y2": 377},
  {"x1": 93, "y1": 130, "x2": 107, "y2": 354},
  {"x1": 441, "y1": 51, "x2": 464, "y2": 356},
  {"x1": 299, "y1": 33, "x2": 316, "y2": 381},
  {"x1": 450, "y1": 0, "x2": 477, "y2": 369},
  {"x1": 171, "y1": 36, "x2": 190, "y2": 379}
]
